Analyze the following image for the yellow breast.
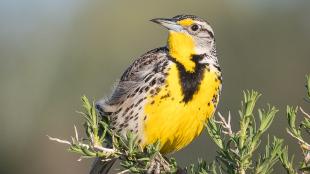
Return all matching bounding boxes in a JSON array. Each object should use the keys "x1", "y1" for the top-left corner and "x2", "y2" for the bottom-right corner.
[{"x1": 143, "y1": 63, "x2": 221, "y2": 154}]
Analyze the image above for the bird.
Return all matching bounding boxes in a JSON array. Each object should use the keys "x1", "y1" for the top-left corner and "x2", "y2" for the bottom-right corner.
[{"x1": 92, "y1": 14, "x2": 222, "y2": 174}]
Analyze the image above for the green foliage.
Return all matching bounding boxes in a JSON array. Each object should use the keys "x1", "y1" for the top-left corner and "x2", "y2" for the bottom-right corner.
[
  {"x1": 306, "y1": 74, "x2": 310, "y2": 101},
  {"x1": 76, "y1": 96, "x2": 118, "y2": 158},
  {"x1": 254, "y1": 137, "x2": 284, "y2": 174},
  {"x1": 279, "y1": 75, "x2": 310, "y2": 174},
  {"x1": 205, "y1": 90, "x2": 282, "y2": 174},
  {"x1": 49, "y1": 75, "x2": 310, "y2": 173},
  {"x1": 187, "y1": 160, "x2": 219, "y2": 174},
  {"x1": 279, "y1": 146, "x2": 298, "y2": 174}
]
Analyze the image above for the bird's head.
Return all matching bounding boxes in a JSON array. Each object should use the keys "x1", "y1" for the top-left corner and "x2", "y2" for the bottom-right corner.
[{"x1": 151, "y1": 15, "x2": 215, "y2": 72}]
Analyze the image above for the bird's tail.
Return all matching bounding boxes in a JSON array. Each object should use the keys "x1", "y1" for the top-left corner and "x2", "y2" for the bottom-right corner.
[{"x1": 90, "y1": 158, "x2": 117, "y2": 174}]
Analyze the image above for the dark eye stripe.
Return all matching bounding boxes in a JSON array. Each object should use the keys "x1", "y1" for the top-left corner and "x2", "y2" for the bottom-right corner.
[{"x1": 201, "y1": 28, "x2": 214, "y2": 38}]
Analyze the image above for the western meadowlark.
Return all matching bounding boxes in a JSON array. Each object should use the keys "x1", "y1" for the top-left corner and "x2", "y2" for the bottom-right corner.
[{"x1": 92, "y1": 14, "x2": 222, "y2": 173}]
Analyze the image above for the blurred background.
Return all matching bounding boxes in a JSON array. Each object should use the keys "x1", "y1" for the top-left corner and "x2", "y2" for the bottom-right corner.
[{"x1": 0, "y1": 0, "x2": 309, "y2": 173}]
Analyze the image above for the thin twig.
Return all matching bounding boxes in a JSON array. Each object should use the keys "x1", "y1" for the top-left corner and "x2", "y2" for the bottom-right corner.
[
  {"x1": 48, "y1": 135, "x2": 92, "y2": 149},
  {"x1": 74, "y1": 125, "x2": 79, "y2": 140},
  {"x1": 300, "y1": 107, "x2": 310, "y2": 119},
  {"x1": 93, "y1": 144, "x2": 116, "y2": 153},
  {"x1": 116, "y1": 169, "x2": 130, "y2": 174},
  {"x1": 287, "y1": 130, "x2": 310, "y2": 149},
  {"x1": 216, "y1": 112, "x2": 233, "y2": 136},
  {"x1": 47, "y1": 135, "x2": 72, "y2": 145},
  {"x1": 101, "y1": 158, "x2": 114, "y2": 162}
]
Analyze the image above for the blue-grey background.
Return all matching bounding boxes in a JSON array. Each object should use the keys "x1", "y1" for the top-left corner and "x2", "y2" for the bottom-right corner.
[{"x1": 0, "y1": 0, "x2": 309, "y2": 173}]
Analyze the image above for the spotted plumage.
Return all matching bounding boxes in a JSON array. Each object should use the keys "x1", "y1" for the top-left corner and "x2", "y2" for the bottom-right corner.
[{"x1": 92, "y1": 14, "x2": 222, "y2": 174}]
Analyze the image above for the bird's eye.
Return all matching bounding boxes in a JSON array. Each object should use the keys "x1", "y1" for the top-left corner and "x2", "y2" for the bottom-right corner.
[{"x1": 190, "y1": 24, "x2": 200, "y2": 32}]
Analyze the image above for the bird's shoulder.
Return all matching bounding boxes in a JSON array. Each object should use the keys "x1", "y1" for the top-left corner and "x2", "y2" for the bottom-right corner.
[
  {"x1": 120, "y1": 47, "x2": 169, "y2": 81},
  {"x1": 96, "y1": 47, "x2": 170, "y2": 113}
]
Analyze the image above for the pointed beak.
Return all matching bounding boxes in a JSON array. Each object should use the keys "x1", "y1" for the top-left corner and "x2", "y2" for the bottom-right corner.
[{"x1": 150, "y1": 18, "x2": 182, "y2": 32}]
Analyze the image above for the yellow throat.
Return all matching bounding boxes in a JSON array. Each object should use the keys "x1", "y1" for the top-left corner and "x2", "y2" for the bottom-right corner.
[{"x1": 168, "y1": 31, "x2": 196, "y2": 72}]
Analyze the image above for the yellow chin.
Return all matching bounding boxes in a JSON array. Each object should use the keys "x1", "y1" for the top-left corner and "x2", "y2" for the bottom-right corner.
[{"x1": 168, "y1": 31, "x2": 196, "y2": 72}]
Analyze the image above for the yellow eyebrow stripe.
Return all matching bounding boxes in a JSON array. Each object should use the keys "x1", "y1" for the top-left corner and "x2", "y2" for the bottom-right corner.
[{"x1": 177, "y1": 19, "x2": 194, "y2": 27}]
